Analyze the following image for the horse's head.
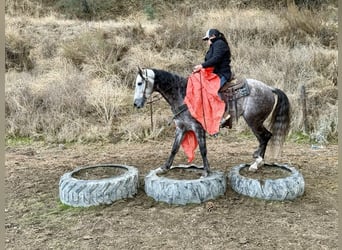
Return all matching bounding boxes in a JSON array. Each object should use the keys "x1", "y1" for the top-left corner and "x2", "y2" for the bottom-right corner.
[{"x1": 133, "y1": 67, "x2": 155, "y2": 108}]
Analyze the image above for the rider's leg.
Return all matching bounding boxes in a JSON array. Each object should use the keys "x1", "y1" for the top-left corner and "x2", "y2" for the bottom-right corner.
[
  {"x1": 219, "y1": 76, "x2": 231, "y2": 128},
  {"x1": 219, "y1": 76, "x2": 227, "y2": 88}
]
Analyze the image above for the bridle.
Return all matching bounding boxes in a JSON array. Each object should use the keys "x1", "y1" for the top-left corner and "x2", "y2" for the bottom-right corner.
[
  {"x1": 140, "y1": 69, "x2": 162, "y2": 104},
  {"x1": 136, "y1": 68, "x2": 188, "y2": 126},
  {"x1": 140, "y1": 69, "x2": 150, "y2": 101}
]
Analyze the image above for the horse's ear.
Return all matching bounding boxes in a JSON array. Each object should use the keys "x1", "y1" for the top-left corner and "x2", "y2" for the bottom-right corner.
[{"x1": 138, "y1": 66, "x2": 144, "y2": 78}]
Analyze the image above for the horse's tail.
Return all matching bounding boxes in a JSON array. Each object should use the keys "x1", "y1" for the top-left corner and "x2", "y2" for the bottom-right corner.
[{"x1": 269, "y1": 88, "x2": 291, "y2": 156}]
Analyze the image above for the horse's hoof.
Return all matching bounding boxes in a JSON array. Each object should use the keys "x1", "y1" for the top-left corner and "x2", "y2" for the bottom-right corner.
[
  {"x1": 201, "y1": 170, "x2": 209, "y2": 178},
  {"x1": 155, "y1": 167, "x2": 168, "y2": 174},
  {"x1": 248, "y1": 156, "x2": 264, "y2": 172},
  {"x1": 248, "y1": 165, "x2": 258, "y2": 172}
]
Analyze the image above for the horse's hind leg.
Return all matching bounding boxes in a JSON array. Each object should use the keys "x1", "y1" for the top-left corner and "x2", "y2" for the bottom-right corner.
[
  {"x1": 247, "y1": 122, "x2": 272, "y2": 171},
  {"x1": 252, "y1": 126, "x2": 272, "y2": 159}
]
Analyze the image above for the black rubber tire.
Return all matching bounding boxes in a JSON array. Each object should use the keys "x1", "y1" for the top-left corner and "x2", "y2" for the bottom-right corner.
[
  {"x1": 59, "y1": 164, "x2": 139, "y2": 207},
  {"x1": 144, "y1": 166, "x2": 227, "y2": 205},
  {"x1": 228, "y1": 163, "x2": 305, "y2": 200}
]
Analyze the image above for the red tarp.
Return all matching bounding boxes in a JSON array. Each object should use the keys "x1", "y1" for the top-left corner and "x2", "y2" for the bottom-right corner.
[{"x1": 181, "y1": 68, "x2": 225, "y2": 162}]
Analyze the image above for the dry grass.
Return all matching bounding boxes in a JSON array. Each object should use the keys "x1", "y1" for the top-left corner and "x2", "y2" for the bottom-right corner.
[
  {"x1": 61, "y1": 30, "x2": 130, "y2": 77},
  {"x1": 5, "y1": 29, "x2": 34, "y2": 71},
  {"x1": 5, "y1": 2, "x2": 337, "y2": 144},
  {"x1": 285, "y1": 2, "x2": 322, "y2": 36}
]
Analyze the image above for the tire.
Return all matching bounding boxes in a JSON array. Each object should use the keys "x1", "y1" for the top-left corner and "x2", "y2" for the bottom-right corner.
[
  {"x1": 228, "y1": 163, "x2": 305, "y2": 201},
  {"x1": 59, "y1": 164, "x2": 139, "y2": 207},
  {"x1": 144, "y1": 166, "x2": 227, "y2": 205}
]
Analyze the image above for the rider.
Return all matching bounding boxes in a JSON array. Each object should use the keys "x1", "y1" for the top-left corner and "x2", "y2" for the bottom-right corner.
[{"x1": 193, "y1": 28, "x2": 232, "y2": 127}]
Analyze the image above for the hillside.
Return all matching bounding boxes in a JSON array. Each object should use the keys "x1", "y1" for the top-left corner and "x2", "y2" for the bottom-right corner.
[{"x1": 5, "y1": 0, "x2": 338, "y2": 144}]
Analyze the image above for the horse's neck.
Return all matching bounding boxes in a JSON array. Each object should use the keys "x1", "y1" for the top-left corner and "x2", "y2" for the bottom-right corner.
[
  {"x1": 154, "y1": 70, "x2": 186, "y2": 110},
  {"x1": 156, "y1": 86, "x2": 185, "y2": 112},
  {"x1": 159, "y1": 90, "x2": 183, "y2": 104}
]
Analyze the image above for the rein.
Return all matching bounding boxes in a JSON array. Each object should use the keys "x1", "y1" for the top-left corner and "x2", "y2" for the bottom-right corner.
[
  {"x1": 198, "y1": 71, "x2": 208, "y2": 130},
  {"x1": 172, "y1": 104, "x2": 188, "y2": 118},
  {"x1": 142, "y1": 70, "x2": 188, "y2": 125},
  {"x1": 146, "y1": 94, "x2": 163, "y2": 104},
  {"x1": 142, "y1": 70, "x2": 187, "y2": 128}
]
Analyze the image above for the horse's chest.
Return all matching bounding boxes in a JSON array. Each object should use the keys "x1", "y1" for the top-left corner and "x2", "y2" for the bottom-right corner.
[{"x1": 174, "y1": 117, "x2": 195, "y2": 131}]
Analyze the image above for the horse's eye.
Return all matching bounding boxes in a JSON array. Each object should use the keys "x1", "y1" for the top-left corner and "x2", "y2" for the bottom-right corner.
[{"x1": 138, "y1": 82, "x2": 142, "y2": 86}]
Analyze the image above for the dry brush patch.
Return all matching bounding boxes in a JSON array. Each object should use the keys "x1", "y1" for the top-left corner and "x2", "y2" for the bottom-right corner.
[
  {"x1": 5, "y1": 29, "x2": 34, "y2": 71},
  {"x1": 5, "y1": 4, "x2": 337, "y2": 144}
]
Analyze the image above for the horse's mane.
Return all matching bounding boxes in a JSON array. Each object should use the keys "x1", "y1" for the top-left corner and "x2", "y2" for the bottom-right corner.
[{"x1": 152, "y1": 68, "x2": 188, "y2": 90}]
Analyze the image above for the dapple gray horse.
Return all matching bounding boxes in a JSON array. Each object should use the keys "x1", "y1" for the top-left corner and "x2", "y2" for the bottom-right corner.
[{"x1": 133, "y1": 68, "x2": 290, "y2": 177}]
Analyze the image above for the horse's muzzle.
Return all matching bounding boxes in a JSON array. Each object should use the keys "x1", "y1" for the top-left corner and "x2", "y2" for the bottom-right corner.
[{"x1": 133, "y1": 98, "x2": 145, "y2": 109}]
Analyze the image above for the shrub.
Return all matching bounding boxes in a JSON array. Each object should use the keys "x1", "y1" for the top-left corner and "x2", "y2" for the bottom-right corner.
[
  {"x1": 55, "y1": 0, "x2": 141, "y2": 20},
  {"x1": 61, "y1": 30, "x2": 129, "y2": 77},
  {"x1": 5, "y1": 31, "x2": 34, "y2": 71},
  {"x1": 85, "y1": 76, "x2": 131, "y2": 123},
  {"x1": 6, "y1": 64, "x2": 88, "y2": 140},
  {"x1": 281, "y1": 2, "x2": 337, "y2": 48},
  {"x1": 5, "y1": 0, "x2": 55, "y2": 17}
]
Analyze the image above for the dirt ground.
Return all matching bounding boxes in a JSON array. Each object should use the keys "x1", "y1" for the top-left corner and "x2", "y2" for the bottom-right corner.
[{"x1": 5, "y1": 133, "x2": 338, "y2": 249}]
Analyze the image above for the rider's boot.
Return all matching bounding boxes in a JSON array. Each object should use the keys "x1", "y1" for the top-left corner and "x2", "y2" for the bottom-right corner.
[{"x1": 220, "y1": 111, "x2": 232, "y2": 129}]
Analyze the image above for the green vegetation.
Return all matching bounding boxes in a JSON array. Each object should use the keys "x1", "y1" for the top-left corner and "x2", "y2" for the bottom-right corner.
[
  {"x1": 6, "y1": 136, "x2": 33, "y2": 146},
  {"x1": 5, "y1": 0, "x2": 337, "y2": 145},
  {"x1": 289, "y1": 131, "x2": 311, "y2": 144}
]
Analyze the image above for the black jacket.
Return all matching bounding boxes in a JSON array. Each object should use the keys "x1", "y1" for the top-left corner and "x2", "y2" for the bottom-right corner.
[{"x1": 202, "y1": 38, "x2": 232, "y2": 80}]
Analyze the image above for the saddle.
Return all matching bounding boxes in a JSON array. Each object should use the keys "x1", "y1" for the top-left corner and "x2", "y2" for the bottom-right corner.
[{"x1": 218, "y1": 75, "x2": 250, "y2": 128}]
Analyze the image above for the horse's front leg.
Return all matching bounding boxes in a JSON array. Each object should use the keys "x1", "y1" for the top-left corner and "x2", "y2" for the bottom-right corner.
[
  {"x1": 195, "y1": 127, "x2": 210, "y2": 177},
  {"x1": 158, "y1": 127, "x2": 185, "y2": 172}
]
